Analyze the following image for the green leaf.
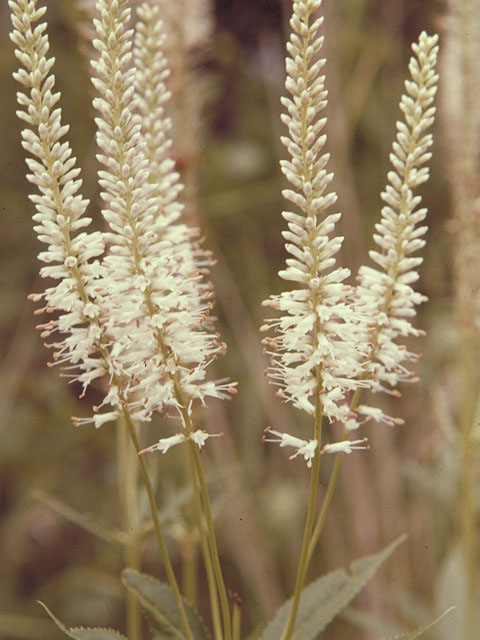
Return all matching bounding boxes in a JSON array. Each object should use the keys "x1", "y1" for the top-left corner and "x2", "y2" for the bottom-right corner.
[
  {"x1": 37, "y1": 602, "x2": 127, "y2": 640},
  {"x1": 122, "y1": 569, "x2": 212, "y2": 640},
  {"x1": 385, "y1": 607, "x2": 455, "y2": 639},
  {"x1": 261, "y1": 535, "x2": 406, "y2": 640}
]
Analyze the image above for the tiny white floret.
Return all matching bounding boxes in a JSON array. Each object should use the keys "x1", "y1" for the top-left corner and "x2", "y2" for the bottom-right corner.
[
  {"x1": 138, "y1": 433, "x2": 187, "y2": 455},
  {"x1": 263, "y1": 427, "x2": 318, "y2": 467},
  {"x1": 321, "y1": 438, "x2": 369, "y2": 455}
]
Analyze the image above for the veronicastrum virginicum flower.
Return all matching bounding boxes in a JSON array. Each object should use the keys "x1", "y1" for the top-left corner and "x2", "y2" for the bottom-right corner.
[
  {"x1": 262, "y1": 0, "x2": 439, "y2": 464},
  {"x1": 264, "y1": 10, "x2": 438, "y2": 639},
  {"x1": 353, "y1": 31, "x2": 439, "y2": 425},
  {"x1": 9, "y1": 0, "x2": 109, "y2": 398},
  {"x1": 261, "y1": 0, "x2": 370, "y2": 433},
  {"x1": 10, "y1": 0, "x2": 234, "y2": 444},
  {"x1": 89, "y1": 0, "x2": 235, "y2": 435}
]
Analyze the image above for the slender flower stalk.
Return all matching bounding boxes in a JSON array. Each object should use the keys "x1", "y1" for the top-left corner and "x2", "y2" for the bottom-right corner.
[
  {"x1": 133, "y1": 8, "x2": 234, "y2": 636},
  {"x1": 10, "y1": 1, "x2": 234, "y2": 639},
  {"x1": 133, "y1": 9, "x2": 234, "y2": 636},
  {"x1": 116, "y1": 414, "x2": 141, "y2": 640},
  {"x1": 306, "y1": 31, "x2": 439, "y2": 563},
  {"x1": 262, "y1": 0, "x2": 439, "y2": 637},
  {"x1": 122, "y1": 410, "x2": 194, "y2": 640},
  {"x1": 260, "y1": 2, "x2": 368, "y2": 637},
  {"x1": 9, "y1": 4, "x2": 196, "y2": 638},
  {"x1": 187, "y1": 453, "x2": 224, "y2": 640},
  {"x1": 91, "y1": 3, "x2": 234, "y2": 637}
]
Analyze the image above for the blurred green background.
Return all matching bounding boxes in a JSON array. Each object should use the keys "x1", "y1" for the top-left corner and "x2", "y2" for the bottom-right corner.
[{"x1": 0, "y1": 1, "x2": 461, "y2": 639}]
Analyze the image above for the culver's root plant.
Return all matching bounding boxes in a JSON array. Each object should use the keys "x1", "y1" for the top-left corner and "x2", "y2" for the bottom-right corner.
[{"x1": 8, "y1": 0, "x2": 446, "y2": 638}]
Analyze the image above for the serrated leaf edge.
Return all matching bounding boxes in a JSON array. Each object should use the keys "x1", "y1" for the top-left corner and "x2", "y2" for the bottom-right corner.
[
  {"x1": 260, "y1": 534, "x2": 407, "y2": 640},
  {"x1": 70, "y1": 627, "x2": 128, "y2": 639},
  {"x1": 122, "y1": 568, "x2": 212, "y2": 640},
  {"x1": 38, "y1": 601, "x2": 127, "y2": 639},
  {"x1": 122, "y1": 568, "x2": 184, "y2": 639},
  {"x1": 294, "y1": 535, "x2": 407, "y2": 639}
]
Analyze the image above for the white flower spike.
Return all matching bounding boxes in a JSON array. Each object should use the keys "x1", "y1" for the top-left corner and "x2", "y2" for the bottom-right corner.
[
  {"x1": 262, "y1": 2, "x2": 438, "y2": 464},
  {"x1": 9, "y1": 0, "x2": 108, "y2": 400},
  {"x1": 261, "y1": 0, "x2": 369, "y2": 430},
  {"x1": 10, "y1": 0, "x2": 234, "y2": 445},
  {"x1": 91, "y1": 0, "x2": 234, "y2": 424},
  {"x1": 354, "y1": 32, "x2": 439, "y2": 407}
]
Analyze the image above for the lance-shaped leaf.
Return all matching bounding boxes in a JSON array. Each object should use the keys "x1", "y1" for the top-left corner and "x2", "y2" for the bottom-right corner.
[
  {"x1": 122, "y1": 569, "x2": 212, "y2": 640},
  {"x1": 261, "y1": 535, "x2": 405, "y2": 640}
]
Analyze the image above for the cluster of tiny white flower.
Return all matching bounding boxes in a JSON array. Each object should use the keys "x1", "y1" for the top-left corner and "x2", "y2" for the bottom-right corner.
[
  {"x1": 261, "y1": 0, "x2": 369, "y2": 430},
  {"x1": 262, "y1": 427, "x2": 369, "y2": 468},
  {"x1": 10, "y1": 0, "x2": 234, "y2": 452},
  {"x1": 10, "y1": 0, "x2": 107, "y2": 396},
  {"x1": 91, "y1": 0, "x2": 235, "y2": 423},
  {"x1": 353, "y1": 32, "x2": 439, "y2": 423},
  {"x1": 261, "y1": 0, "x2": 439, "y2": 462},
  {"x1": 10, "y1": 0, "x2": 438, "y2": 465}
]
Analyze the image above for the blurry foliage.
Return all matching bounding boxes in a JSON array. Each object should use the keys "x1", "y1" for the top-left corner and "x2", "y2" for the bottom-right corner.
[{"x1": 0, "y1": 1, "x2": 457, "y2": 639}]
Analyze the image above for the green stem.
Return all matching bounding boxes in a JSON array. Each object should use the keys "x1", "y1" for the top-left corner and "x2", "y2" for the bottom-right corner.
[
  {"x1": 181, "y1": 445, "x2": 199, "y2": 607},
  {"x1": 181, "y1": 533, "x2": 199, "y2": 606},
  {"x1": 194, "y1": 474, "x2": 224, "y2": 640},
  {"x1": 117, "y1": 415, "x2": 142, "y2": 640},
  {"x1": 281, "y1": 405, "x2": 323, "y2": 640},
  {"x1": 187, "y1": 436, "x2": 232, "y2": 640},
  {"x1": 185, "y1": 441, "x2": 224, "y2": 640},
  {"x1": 308, "y1": 387, "x2": 363, "y2": 563},
  {"x1": 307, "y1": 442, "x2": 345, "y2": 566},
  {"x1": 123, "y1": 410, "x2": 194, "y2": 640},
  {"x1": 283, "y1": 386, "x2": 364, "y2": 640},
  {"x1": 140, "y1": 287, "x2": 230, "y2": 637},
  {"x1": 232, "y1": 600, "x2": 242, "y2": 640}
]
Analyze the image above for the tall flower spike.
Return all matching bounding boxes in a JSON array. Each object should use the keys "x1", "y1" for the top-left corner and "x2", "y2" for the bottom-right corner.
[
  {"x1": 9, "y1": 0, "x2": 108, "y2": 395},
  {"x1": 354, "y1": 32, "x2": 439, "y2": 422},
  {"x1": 91, "y1": 0, "x2": 234, "y2": 427},
  {"x1": 261, "y1": 0, "x2": 368, "y2": 436}
]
